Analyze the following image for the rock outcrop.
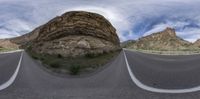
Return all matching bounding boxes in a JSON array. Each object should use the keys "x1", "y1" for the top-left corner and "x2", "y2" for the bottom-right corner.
[
  {"x1": 125, "y1": 27, "x2": 193, "y2": 51},
  {"x1": 5, "y1": 11, "x2": 120, "y2": 57},
  {"x1": 0, "y1": 39, "x2": 19, "y2": 49},
  {"x1": 193, "y1": 39, "x2": 200, "y2": 47}
]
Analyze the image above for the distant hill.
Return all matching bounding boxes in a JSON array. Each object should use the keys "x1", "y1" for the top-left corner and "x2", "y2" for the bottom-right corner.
[
  {"x1": 123, "y1": 27, "x2": 199, "y2": 51},
  {"x1": 121, "y1": 40, "x2": 136, "y2": 48},
  {"x1": 0, "y1": 39, "x2": 19, "y2": 49}
]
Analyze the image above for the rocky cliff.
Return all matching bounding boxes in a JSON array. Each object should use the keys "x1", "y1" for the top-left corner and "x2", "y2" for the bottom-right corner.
[
  {"x1": 3, "y1": 11, "x2": 120, "y2": 57},
  {"x1": 124, "y1": 27, "x2": 195, "y2": 51}
]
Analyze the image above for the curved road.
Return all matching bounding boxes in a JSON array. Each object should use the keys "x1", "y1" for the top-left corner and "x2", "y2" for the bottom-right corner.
[
  {"x1": 125, "y1": 50, "x2": 200, "y2": 89},
  {"x1": 1, "y1": 50, "x2": 200, "y2": 98},
  {"x1": 0, "y1": 52, "x2": 21, "y2": 85}
]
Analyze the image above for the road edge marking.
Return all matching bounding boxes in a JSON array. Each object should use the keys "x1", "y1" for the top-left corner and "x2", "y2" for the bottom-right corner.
[
  {"x1": 0, "y1": 50, "x2": 23, "y2": 54},
  {"x1": 123, "y1": 49, "x2": 200, "y2": 93},
  {"x1": 0, "y1": 51, "x2": 23, "y2": 91}
]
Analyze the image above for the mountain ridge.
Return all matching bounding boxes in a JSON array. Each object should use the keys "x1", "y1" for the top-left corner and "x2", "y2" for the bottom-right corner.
[{"x1": 123, "y1": 27, "x2": 199, "y2": 51}]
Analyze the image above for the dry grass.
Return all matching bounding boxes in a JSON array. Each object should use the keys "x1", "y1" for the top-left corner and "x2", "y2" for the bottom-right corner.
[
  {"x1": 128, "y1": 49, "x2": 200, "y2": 55},
  {"x1": 0, "y1": 48, "x2": 17, "y2": 52}
]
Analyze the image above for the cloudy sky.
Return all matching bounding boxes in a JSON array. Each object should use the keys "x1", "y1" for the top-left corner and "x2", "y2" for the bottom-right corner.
[{"x1": 0, "y1": 0, "x2": 200, "y2": 42}]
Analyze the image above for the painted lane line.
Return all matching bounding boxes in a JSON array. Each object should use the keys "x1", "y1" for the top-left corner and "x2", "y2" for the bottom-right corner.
[
  {"x1": 0, "y1": 50, "x2": 23, "y2": 54},
  {"x1": 0, "y1": 51, "x2": 23, "y2": 91},
  {"x1": 123, "y1": 49, "x2": 200, "y2": 93}
]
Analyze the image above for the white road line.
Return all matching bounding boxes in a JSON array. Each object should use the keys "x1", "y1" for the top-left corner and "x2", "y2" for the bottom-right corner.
[
  {"x1": 0, "y1": 50, "x2": 23, "y2": 54},
  {"x1": 0, "y1": 51, "x2": 23, "y2": 91},
  {"x1": 123, "y1": 49, "x2": 200, "y2": 93}
]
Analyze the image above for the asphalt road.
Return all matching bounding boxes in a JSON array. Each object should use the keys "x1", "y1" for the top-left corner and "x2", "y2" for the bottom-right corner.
[
  {"x1": 125, "y1": 50, "x2": 200, "y2": 89},
  {"x1": 1, "y1": 50, "x2": 200, "y2": 99},
  {"x1": 0, "y1": 52, "x2": 21, "y2": 85}
]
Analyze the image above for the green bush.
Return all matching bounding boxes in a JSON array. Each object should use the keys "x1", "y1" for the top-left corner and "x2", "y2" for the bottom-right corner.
[
  {"x1": 32, "y1": 55, "x2": 39, "y2": 60},
  {"x1": 50, "y1": 62, "x2": 61, "y2": 68},
  {"x1": 26, "y1": 45, "x2": 32, "y2": 51},
  {"x1": 85, "y1": 52, "x2": 105, "y2": 58},
  {"x1": 85, "y1": 53, "x2": 97, "y2": 58},
  {"x1": 69, "y1": 65, "x2": 81, "y2": 75}
]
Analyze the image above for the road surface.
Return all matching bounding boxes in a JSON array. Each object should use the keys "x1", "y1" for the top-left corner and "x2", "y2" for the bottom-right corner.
[
  {"x1": 125, "y1": 50, "x2": 200, "y2": 89},
  {"x1": 1, "y1": 50, "x2": 200, "y2": 99},
  {"x1": 0, "y1": 52, "x2": 21, "y2": 85}
]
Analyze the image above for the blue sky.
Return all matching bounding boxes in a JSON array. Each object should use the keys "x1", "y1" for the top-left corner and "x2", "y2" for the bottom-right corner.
[{"x1": 0, "y1": 0, "x2": 200, "y2": 42}]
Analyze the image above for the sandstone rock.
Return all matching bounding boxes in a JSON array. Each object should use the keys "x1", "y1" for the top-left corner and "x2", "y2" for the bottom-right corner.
[
  {"x1": 77, "y1": 40, "x2": 91, "y2": 49},
  {"x1": 0, "y1": 39, "x2": 19, "y2": 49},
  {"x1": 124, "y1": 27, "x2": 193, "y2": 51},
  {"x1": 7, "y1": 11, "x2": 120, "y2": 57},
  {"x1": 193, "y1": 39, "x2": 200, "y2": 47}
]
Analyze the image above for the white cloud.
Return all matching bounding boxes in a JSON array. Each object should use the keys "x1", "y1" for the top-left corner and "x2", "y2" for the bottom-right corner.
[
  {"x1": 0, "y1": 0, "x2": 200, "y2": 42},
  {"x1": 4, "y1": 19, "x2": 32, "y2": 32},
  {"x1": 0, "y1": 29, "x2": 20, "y2": 39}
]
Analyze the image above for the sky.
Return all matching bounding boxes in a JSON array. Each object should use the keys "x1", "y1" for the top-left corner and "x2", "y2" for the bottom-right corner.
[{"x1": 0, "y1": 0, "x2": 200, "y2": 42}]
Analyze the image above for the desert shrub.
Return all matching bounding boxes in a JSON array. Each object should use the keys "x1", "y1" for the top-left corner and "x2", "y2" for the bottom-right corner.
[
  {"x1": 69, "y1": 64, "x2": 81, "y2": 75},
  {"x1": 57, "y1": 54, "x2": 63, "y2": 58},
  {"x1": 40, "y1": 57, "x2": 45, "y2": 61},
  {"x1": 32, "y1": 55, "x2": 39, "y2": 60},
  {"x1": 50, "y1": 62, "x2": 61, "y2": 68},
  {"x1": 85, "y1": 53, "x2": 98, "y2": 58},
  {"x1": 26, "y1": 45, "x2": 33, "y2": 51}
]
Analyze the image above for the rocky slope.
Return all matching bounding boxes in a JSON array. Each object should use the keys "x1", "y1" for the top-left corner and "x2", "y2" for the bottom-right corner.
[
  {"x1": 193, "y1": 39, "x2": 200, "y2": 47},
  {"x1": 0, "y1": 39, "x2": 19, "y2": 49},
  {"x1": 124, "y1": 27, "x2": 197, "y2": 51},
  {"x1": 121, "y1": 40, "x2": 136, "y2": 48},
  {"x1": 1, "y1": 11, "x2": 121, "y2": 57}
]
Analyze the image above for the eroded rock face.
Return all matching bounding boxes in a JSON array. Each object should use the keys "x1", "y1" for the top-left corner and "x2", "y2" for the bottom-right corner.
[
  {"x1": 36, "y1": 36, "x2": 118, "y2": 56},
  {"x1": 125, "y1": 27, "x2": 192, "y2": 50},
  {"x1": 27, "y1": 11, "x2": 120, "y2": 57},
  {"x1": 193, "y1": 39, "x2": 200, "y2": 47},
  {"x1": 0, "y1": 39, "x2": 19, "y2": 49}
]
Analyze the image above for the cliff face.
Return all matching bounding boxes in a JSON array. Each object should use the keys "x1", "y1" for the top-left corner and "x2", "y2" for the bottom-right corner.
[
  {"x1": 7, "y1": 11, "x2": 120, "y2": 57},
  {"x1": 125, "y1": 27, "x2": 193, "y2": 51},
  {"x1": 33, "y1": 11, "x2": 119, "y2": 44}
]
